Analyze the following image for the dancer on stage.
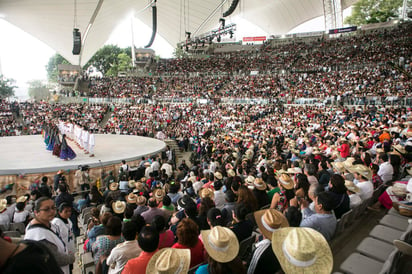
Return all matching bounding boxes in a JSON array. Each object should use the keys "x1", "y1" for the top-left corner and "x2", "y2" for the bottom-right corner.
[
  {"x1": 52, "y1": 132, "x2": 62, "y2": 157},
  {"x1": 60, "y1": 134, "x2": 77, "y2": 161},
  {"x1": 88, "y1": 129, "x2": 95, "y2": 157},
  {"x1": 43, "y1": 123, "x2": 51, "y2": 146},
  {"x1": 46, "y1": 127, "x2": 56, "y2": 151}
]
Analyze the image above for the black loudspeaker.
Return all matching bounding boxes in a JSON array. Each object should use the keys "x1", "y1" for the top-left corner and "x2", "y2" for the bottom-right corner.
[{"x1": 72, "y1": 28, "x2": 81, "y2": 55}]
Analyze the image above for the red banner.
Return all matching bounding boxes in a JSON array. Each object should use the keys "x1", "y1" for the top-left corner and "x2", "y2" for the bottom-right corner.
[{"x1": 242, "y1": 36, "x2": 266, "y2": 42}]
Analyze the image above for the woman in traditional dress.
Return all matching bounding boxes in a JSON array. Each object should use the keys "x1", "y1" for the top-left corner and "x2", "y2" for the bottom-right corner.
[
  {"x1": 43, "y1": 123, "x2": 51, "y2": 146},
  {"x1": 52, "y1": 133, "x2": 62, "y2": 157},
  {"x1": 46, "y1": 128, "x2": 56, "y2": 151},
  {"x1": 60, "y1": 134, "x2": 77, "y2": 160}
]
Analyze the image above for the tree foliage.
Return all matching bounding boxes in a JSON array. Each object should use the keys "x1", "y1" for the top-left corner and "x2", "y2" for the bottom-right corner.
[
  {"x1": 27, "y1": 80, "x2": 49, "y2": 101},
  {"x1": 345, "y1": 0, "x2": 407, "y2": 26},
  {"x1": 0, "y1": 75, "x2": 16, "y2": 98},
  {"x1": 84, "y1": 45, "x2": 132, "y2": 76},
  {"x1": 45, "y1": 54, "x2": 70, "y2": 82}
]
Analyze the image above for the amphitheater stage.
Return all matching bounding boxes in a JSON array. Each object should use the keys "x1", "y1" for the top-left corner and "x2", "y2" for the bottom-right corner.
[{"x1": 0, "y1": 134, "x2": 166, "y2": 176}]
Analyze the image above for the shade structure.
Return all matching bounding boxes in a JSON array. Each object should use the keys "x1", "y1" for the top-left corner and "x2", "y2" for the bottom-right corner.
[{"x1": 0, "y1": 0, "x2": 357, "y2": 66}]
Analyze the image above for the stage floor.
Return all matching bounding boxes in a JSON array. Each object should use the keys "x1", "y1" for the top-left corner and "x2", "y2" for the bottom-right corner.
[{"x1": 0, "y1": 134, "x2": 166, "y2": 175}]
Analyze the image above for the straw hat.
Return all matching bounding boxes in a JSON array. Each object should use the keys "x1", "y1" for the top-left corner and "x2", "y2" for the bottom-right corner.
[
  {"x1": 136, "y1": 195, "x2": 147, "y2": 206},
  {"x1": 126, "y1": 193, "x2": 137, "y2": 204},
  {"x1": 199, "y1": 188, "x2": 214, "y2": 199},
  {"x1": 146, "y1": 248, "x2": 190, "y2": 274},
  {"x1": 278, "y1": 174, "x2": 294, "y2": 190},
  {"x1": 342, "y1": 157, "x2": 355, "y2": 171},
  {"x1": 201, "y1": 226, "x2": 239, "y2": 263},
  {"x1": 272, "y1": 227, "x2": 333, "y2": 274},
  {"x1": 331, "y1": 162, "x2": 345, "y2": 173},
  {"x1": 214, "y1": 172, "x2": 223, "y2": 180},
  {"x1": 254, "y1": 209, "x2": 289, "y2": 239},
  {"x1": 109, "y1": 182, "x2": 119, "y2": 191},
  {"x1": 348, "y1": 164, "x2": 372, "y2": 180},
  {"x1": 134, "y1": 181, "x2": 144, "y2": 191},
  {"x1": 227, "y1": 169, "x2": 236, "y2": 177},
  {"x1": 245, "y1": 175, "x2": 255, "y2": 185},
  {"x1": 287, "y1": 167, "x2": 302, "y2": 174},
  {"x1": 153, "y1": 188, "x2": 166, "y2": 202},
  {"x1": 128, "y1": 180, "x2": 136, "y2": 188},
  {"x1": 112, "y1": 201, "x2": 126, "y2": 214},
  {"x1": 345, "y1": 180, "x2": 360, "y2": 193},
  {"x1": 254, "y1": 178, "x2": 267, "y2": 191},
  {"x1": 16, "y1": 196, "x2": 28, "y2": 203},
  {"x1": 0, "y1": 199, "x2": 7, "y2": 212}
]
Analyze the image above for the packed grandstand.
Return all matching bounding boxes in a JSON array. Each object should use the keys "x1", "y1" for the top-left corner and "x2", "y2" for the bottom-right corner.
[{"x1": 0, "y1": 20, "x2": 412, "y2": 274}]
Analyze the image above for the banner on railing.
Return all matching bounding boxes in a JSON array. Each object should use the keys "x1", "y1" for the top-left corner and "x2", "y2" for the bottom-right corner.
[{"x1": 243, "y1": 36, "x2": 266, "y2": 42}]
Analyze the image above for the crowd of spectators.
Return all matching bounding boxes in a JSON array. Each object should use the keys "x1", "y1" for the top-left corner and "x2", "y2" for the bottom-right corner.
[{"x1": 1, "y1": 21, "x2": 412, "y2": 273}]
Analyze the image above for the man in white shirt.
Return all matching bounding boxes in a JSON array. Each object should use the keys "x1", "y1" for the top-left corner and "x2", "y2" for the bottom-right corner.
[
  {"x1": 106, "y1": 222, "x2": 142, "y2": 274},
  {"x1": 377, "y1": 153, "x2": 394, "y2": 183},
  {"x1": 160, "y1": 160, "x2": 173, "y2": 178},
  {"x1": 213, "y1": 181, "x2": 225, "y2": 210},
  {"x1": 350, "y1": 165, "x2": 374, "y2": 201}
]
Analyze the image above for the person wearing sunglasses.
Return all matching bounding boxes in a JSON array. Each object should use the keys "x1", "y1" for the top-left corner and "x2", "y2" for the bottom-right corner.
[{"x1": 24, "y1": 197, "x2": 75, "y2": 274}]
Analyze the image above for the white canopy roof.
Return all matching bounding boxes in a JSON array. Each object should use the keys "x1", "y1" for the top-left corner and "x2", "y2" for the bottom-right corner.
[{"x1": 0, "y1": 0, "x2": 357, "y2": 66}]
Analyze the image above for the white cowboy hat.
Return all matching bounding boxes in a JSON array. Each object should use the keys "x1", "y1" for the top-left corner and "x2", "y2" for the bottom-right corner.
[
  {"x1": 146, "y1": 248, "x2": 190, "y2": 274},
  {"x1": 112, "y1": 200, "x2": 126, "y2": 214},
  {"x1": 272, "y1": 227, "x2": 333, "y2": 274},
  {"x1": 201, "y1": 226, "x2": 239, "y2": 263},
  {"x1": 254, "y1": 209, "x2": 289, "y2": 239}
]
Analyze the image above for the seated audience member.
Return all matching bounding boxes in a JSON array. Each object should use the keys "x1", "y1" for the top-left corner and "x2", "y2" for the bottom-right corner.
[
  {"x1": 221, "y1": 190, "x2": 236, "y2": 225},
  {"x1": 327, "y1": 174, "x2": 350, "y2": 219},
  {"x1": 133, "y1": 195, "x2": 148, "y2": 216},
  {"x1": 284, "y1": 206, "x2": 302, "y2": 227},
  {"x1": 300, "y1": 191, "x2": 337, "y2": 241},
  {"x1": 248, "y1": 209, "x2": 289, "y2": 274},
  {"x1": 0, "y1": 199, "x2": 11, "y2": 230},
  {"x1": 106, "y1": 221, "x2": 141, "y2": 274},
  {"x1": 13, "y1": 199, "x2": 31, "y2": 225},
  {"x1": 151, "y1": 215, "x2": 175, "y2": 249},
  {"x1": 213, "y1": 180, "x2": 225, "y2": 209},
  {"x1": 252, "y1": 178, "x2": 270, "y2": 209},
  {"x1": 349, "y1": 164, "x2": 374, "y2": 200},
  {"x1": 92, "y1": 216, "x2": 124, "y2": 265},
  {"x1": 271, "y1": 227, "x2": 333, "y2": 274},
  {"x1": 25, "y1": 197, "x2": 75, "y2": 274},
  {"x1": 51, "y1": 202, "x2": 75, "y2": 267},
  {"x1": 197, "y1": 226, "x2": 246, "y2": 274},
  {"x1": 270, "y1": 174, "x2": 294, "y2": 212},
  {"x1": 122, "y1": 225, "x2": 160, "y2": 274},
  {"x1": 230, "y1": 203, "x2": 254, "y2": 243},
  {"x1": 146, "y1": 248, "x2": 191, "y2": 274},
  {"x1": 85, "y1": 211, "x2": 112, "y2": 251},
  {"x1": 0, "y1": 228, "x2": 62, "y2": 274},
  {"x1": 172, "y1": 218, "x2": 205, "y2": 268},
  {"x1": 141, "y1": 198, "x2": 167, "y2": 224},
  {"x1": 207, "y1": 207, "x2": 225, "y2": 228},
  {"x1": 345, "y1": 180, "x2": 362, "y2": 209}
]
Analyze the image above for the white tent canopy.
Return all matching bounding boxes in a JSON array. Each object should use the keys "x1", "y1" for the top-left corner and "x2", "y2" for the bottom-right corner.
[{"x1": 0, "y1": 0, "x2": 357, "y2": 66}]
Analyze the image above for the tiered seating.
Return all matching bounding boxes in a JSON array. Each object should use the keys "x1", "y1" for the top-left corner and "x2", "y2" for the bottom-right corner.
[{"x1": 339, "y1": 211, "x2": 412, "y2": 274}]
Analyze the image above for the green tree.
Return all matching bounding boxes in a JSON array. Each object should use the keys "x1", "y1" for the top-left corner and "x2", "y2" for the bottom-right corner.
[
  {"x1": 27, "y1": 80, "x2": 49, "y2": 101},
  {"x1": 173, "y1": 46, "x2": 189, "y2": 58},
  {"x1": 84, "y1": 45, "x2": 132, "y2": 76},
  {"x1": 345, "y1": 0, "x2": 407, "y2": 26},
  {"x1": 45, "y1": 54, "x2": 70, "y2": 82},
  {"x1": 0, "y1": 75, "x2": 16, "y2": 98}
]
